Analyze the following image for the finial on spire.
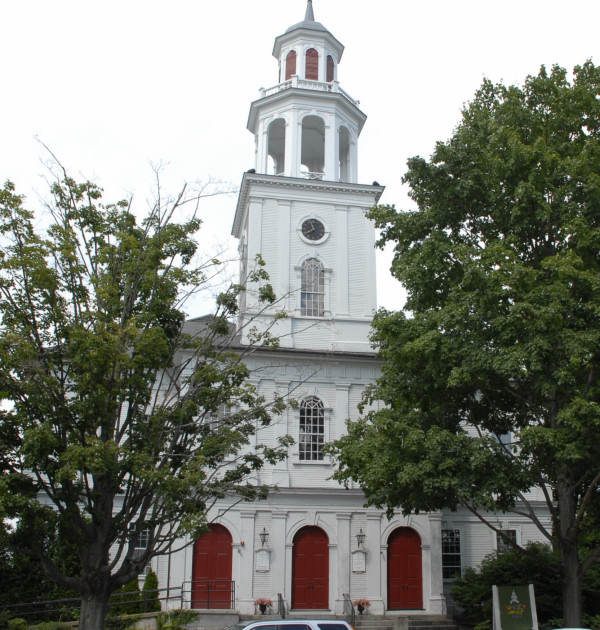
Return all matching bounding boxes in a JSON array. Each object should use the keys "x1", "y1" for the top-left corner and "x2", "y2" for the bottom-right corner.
[{"x1": 305, "y1": 0, "x2": 315, "y2": 22}]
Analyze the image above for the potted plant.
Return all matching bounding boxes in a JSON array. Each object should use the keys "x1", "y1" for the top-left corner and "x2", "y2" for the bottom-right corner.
[
  {"x1": 353, "y1": 598, "x2": 371, "y2": 614},
  {"x1": 254, "y1": 597, "x2": 273, "y2": 614}
]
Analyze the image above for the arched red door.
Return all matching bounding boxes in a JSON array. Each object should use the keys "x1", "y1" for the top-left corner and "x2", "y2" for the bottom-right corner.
[
  {"x1": 292, "y1": 526, "x2": 329, "y2": 609},
  {"x1": 387, "y1": 527, "x2": 423, "y2": 610},
  {"x1": 192, "y1": 524, "x2": 232, "y2": 609}
]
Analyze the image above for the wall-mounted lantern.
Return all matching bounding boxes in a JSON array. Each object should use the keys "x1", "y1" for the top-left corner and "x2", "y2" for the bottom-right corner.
[
  {"x1": 356, "y1": 528, "x2": 366, "y2": 548},
  {"x1": 259, "y1": 527, "x2": 270, "y2": 547}
]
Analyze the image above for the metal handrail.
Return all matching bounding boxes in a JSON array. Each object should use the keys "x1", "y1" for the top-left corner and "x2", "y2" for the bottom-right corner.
[
  {"x1": 342, "y1": 593, "x2": 356, "y2": 627},
  {"x1": 180, "y1": 579, "x2": 235, "y2": 610},
  {"x1": 0, "y1": 586, "x2": 181, "y2": 622},
  {"x1": 277, "y1": 592, "x2": 287, "y2": 618}
]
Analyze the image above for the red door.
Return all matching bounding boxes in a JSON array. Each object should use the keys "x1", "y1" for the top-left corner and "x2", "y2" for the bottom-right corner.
[
  {"x1": 388, "y1": 527, "x2": 423, "y2": 610},
  {"x1": 292, "y1": 526, "x2": 329, "y2": 609},
  {"x1": 192, "y1": 524, "x2": 232, "y2": 609}
]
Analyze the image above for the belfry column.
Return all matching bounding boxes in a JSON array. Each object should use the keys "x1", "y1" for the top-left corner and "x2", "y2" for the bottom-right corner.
[{"x1": 324, "y1": 119, "x2": 336, "y2": 181}]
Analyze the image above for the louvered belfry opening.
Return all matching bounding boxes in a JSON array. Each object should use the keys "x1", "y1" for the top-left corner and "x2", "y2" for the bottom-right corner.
[
  {"x1": 285, "y1": 50, "x2": 296, "y2": 80},
  {"x1": 326, "y1": 55, "x2": 334, "y2": 82},
  {"x1": 305, "y1": 48, "x2": 319, "y2": 80}
]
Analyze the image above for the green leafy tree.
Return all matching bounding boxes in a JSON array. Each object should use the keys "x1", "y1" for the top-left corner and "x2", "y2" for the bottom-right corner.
[
  {"x1": 328, "y1": 62, "x2": 600, "y2": 627},
  {"x1": 0, "y1": 166, "x2": 290, "y2": 630}
]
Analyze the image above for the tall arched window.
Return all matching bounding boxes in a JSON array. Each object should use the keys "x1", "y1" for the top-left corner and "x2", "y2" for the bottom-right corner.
[
  {"x1": 286, "y1": 50, "x2": 297, "y2": 80},
  {"x1": 299, "y1": 396, "x2": 325, "y2": 461},
  {"x1": 305, "y1": 48, "x2": 319, "y2": 80},
  {"x1": 301, "y1": 258, "x2": 324, "y2": 317}
]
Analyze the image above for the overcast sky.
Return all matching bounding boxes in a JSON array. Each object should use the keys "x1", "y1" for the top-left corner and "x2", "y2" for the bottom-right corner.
[{"x1": 1, "y1": 0, "x2": 599, "y2": 313}]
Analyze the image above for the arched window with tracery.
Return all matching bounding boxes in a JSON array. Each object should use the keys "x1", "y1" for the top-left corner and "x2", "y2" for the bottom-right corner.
[
  {"x1": 305, "y1": 48, "x2": 319, "y2": 80},
  {"x1": 301, "y1": 258, "x2": 324, "y2": 317},
  {"x1": 299, "y1": 396, "x2": 325, "y2": 461},
  {"x1": 286, "y1": 50, "x2": 297, "y2": 80}
]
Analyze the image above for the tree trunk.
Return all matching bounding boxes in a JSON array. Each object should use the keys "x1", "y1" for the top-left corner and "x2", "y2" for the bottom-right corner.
[
  {"x1": 557, "y1": 475, "x2": 583, "y2": 628},
  {"x1": 80, "y1": 592, "x2": 110, "y2": 630},
  {"x1": 561, "y1": 544, "x2": 583, "y2": 628}
]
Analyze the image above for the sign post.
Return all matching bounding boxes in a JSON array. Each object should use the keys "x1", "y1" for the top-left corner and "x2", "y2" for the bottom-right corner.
[{"x1": 492, "y1": 584, "x2": 538, "y2": 630}]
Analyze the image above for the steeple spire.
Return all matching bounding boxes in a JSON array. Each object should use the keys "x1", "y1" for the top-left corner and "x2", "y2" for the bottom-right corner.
[{"x1": 305, "y1": 0, "x2": 315, "y2": 22}]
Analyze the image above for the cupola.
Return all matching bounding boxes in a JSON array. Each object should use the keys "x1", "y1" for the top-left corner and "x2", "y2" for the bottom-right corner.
[{"x1": 247, "y1": 0, "x2": 366, "y2": 183}]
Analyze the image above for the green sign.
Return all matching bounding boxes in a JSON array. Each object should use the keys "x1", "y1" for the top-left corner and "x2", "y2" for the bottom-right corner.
[{"x1": 493, "y1": 585, "x2": 537, "y2": 630}]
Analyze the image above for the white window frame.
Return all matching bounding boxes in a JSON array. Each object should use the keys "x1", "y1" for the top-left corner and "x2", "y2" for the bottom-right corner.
[
  {"x1": 295, "y1": 257, "x2": 331, "y2": 318},
  {"x1": 496, "y1": 528, "x2": 518, "y2": 553},
  {"x1": 441, "y1": 528, "x2": 462, "y2": 580}
]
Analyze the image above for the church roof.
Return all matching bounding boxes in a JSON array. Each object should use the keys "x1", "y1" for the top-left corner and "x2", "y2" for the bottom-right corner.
[{"x1": 285, "y1": 0, "x2": 331, "y2": 35}]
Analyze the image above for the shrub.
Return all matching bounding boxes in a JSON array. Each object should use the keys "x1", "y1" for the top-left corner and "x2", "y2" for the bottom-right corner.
[
  {"x1": 111, "y1": 578, "x2": 142, "y2": 615},
  {"x1": 141, "y1": 569, "x2": 161, "y2": 612},
  {"x1": 452, "y1": 542, "x2": 600, "y2": 626},
  {"x1": 156, "y1": 609, "x2": 198, "y2": 630},
  {"x1": 451, "y1": 543, "x2": 561, "y2": 625}
]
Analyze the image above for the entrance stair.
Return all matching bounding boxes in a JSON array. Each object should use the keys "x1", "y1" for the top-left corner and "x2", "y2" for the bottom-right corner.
[
  {"x1": 188, "y1": 612, "x2": 458, "y2": 630},
  {"x1": 354, "y1": 614, "x2": 457, "y2": 630}
]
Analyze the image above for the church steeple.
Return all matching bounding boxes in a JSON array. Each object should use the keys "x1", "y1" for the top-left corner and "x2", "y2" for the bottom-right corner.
[{"x1": 232, "y1": 2, "x2": 384, "y2": 352}]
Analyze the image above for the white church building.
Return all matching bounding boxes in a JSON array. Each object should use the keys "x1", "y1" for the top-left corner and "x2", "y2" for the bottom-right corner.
[{"x1": 156, "y1": 1, "x2": 550, "y2": 616}]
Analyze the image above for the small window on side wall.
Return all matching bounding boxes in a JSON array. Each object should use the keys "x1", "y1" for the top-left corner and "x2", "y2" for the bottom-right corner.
[
  {"x1": 441, "y1": 529, "x2": 462, "y2": 579},
  {"x1": 496, "y1": 529, "x2": 517, "y2": 553}
]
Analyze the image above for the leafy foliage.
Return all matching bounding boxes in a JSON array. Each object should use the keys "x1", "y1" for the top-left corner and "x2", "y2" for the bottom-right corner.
[
  {"x1": 327, "y1": 62, "x2": 600, "y2": 626},
  {"x1": 0, "y1": 520, "x2": 79, "y2": 620},
  {"x1": 452, "y1": 543, "x2": 600, "y2": 626},
  {"x1": 0, "y1": 168, "x2": 289, "y2": 629},
  {"x1": 156, "y1": 609, "x2": 198, "y2": 630},
  {"x1": 110, "y1": 579, "x2": 141, "y2": 616}
]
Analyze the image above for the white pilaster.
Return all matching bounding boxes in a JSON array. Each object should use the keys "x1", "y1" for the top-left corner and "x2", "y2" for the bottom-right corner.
[
  {"x1": 336, "y1": 513, "x2": 352, "y2": 611},
  {"x1": 239, "y1": 511, "x2": 256, "y2": 603},
  {"x1": 367, "y1": 513, "x2": 384, "y2": 613},
  {"x1": 272, "y1": 512, "x2": 288, "y2": 606},
  {"x1": 335, "y1": 205, "x2": 349, "y2": 317}
]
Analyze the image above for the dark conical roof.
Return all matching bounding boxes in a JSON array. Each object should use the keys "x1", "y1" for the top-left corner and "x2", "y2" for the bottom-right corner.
[
  {"x1": 305, "y1": 0, "x2": 315, "y2": 21},
  {"x1": 285, "y1": 0, "x2": 330, "y2": 34}
]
